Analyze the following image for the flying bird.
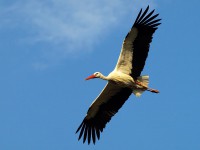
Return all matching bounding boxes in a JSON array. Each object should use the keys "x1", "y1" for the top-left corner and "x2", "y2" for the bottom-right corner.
[{"x1": 76, "y1": 6, "x2": 161, "y2": 144}]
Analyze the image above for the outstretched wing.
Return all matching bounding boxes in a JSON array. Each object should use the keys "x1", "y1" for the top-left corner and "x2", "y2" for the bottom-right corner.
[
  {"x1": 115, "y1": 5, "x2": 161, "y2": 79},
  {"x1": 76, "y1": 82, "x2": 132, "y2": 144}
]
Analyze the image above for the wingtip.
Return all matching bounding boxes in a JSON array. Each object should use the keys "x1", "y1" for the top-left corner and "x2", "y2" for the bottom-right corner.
[
  {"x1": 75, "y1": 121, "x2": 84, "y2": 134},
  {"x1": 76, "y1": 118, "x2": 100, "y2": 145},
  {"x1": 146, "y1": 5, "x2": 150, "y2": 11},
  {"x1": 133, "y1": 5, "x2": 161, "y2": 28},
  {"x1": 134, "y1": 8, "x2": 143, "y2": 24}
]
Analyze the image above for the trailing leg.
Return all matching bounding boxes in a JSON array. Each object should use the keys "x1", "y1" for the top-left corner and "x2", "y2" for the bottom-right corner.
[{"x1": 135, "y1": 76, "x2": 159, "y2": 94}]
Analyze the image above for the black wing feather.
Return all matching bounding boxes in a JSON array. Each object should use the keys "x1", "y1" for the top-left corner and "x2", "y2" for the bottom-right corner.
[
  {"x1": 95, "y1": 127, "x2": 100, "y2": 140},
  {"x1": 134, "y1": 8, "x2": 143, "y2": 23},
  {"x1": 88, "y1": 126, "x2": 91, "y2": 144},
  {"x1": 136, "y1": 6, "x2": 149, "y2": 23},
  {"x1": 78, "y1": 123, "x2": 85, "y2": 140},
  {"x1": 92, "y1": 127, "x2": 96, "y2": 144},
  {"x1": 83, "y1": 125, "x2": 88, "y2": 143}
]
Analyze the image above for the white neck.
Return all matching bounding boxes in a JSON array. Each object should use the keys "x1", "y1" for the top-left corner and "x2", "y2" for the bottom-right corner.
[{"x1": 99, "y1": 73, "x2": 108, "y2": 80}]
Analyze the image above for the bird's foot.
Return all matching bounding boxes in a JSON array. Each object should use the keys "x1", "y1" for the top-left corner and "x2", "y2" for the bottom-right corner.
[{"x1": 147, "y1": 88, "x2": 159, "y2": 93}]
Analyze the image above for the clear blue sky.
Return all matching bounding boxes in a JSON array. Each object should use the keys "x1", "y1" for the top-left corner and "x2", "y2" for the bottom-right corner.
[{"x1": 0, "y1": 0, "x2": 200, "y2": 149}]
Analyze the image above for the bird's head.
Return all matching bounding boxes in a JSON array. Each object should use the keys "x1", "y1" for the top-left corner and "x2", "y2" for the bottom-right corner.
[{"x1": 85, "y1": 72, "x2": 102, "y2": 80}]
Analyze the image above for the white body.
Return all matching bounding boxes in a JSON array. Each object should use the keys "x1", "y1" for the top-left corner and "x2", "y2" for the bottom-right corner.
[{"x1": 107, "y1": 71, "x2": 149, "y2": 96}]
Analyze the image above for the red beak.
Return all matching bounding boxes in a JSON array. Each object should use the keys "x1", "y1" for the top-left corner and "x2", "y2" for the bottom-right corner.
[{"x1": 85, "y1": 74, "x2": 96, "y2": 80}]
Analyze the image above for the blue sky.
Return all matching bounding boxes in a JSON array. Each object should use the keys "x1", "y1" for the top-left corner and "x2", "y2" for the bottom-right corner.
[{"x1": 0, "y1": 0, "x2": 200, "y2": 149}]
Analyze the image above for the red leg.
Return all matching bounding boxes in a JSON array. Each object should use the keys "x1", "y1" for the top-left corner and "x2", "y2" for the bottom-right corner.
[
  {"x1": 136, "y1": 80, "x2": 159, "y2": 94},
  {"x1": 135, "y1": 80, "x2": 147, "y2": 88}
]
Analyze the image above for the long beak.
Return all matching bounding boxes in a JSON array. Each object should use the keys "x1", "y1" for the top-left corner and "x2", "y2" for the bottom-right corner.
[{"x1": 85, "y1": 74, "x2": 96, "y2": 80}]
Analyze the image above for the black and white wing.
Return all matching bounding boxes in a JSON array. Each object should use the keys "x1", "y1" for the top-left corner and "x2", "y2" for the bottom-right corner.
[
  {"x1": 76, "y1": 82, "x2": 132, "y2": 144},
  {"x1": 115, "y1": 5, "x2": 161, "y2": 79}
]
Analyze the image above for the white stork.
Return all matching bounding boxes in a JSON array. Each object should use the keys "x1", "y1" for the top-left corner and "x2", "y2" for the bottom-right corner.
[{"x1": 76, "y1": 6, "x2": 161, "y2": 144}]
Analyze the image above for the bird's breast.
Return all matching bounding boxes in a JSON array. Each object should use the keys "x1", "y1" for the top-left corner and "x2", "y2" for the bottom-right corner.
[{"x1": 108, "y1": 71, "x2": 135, "y2": 88}]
